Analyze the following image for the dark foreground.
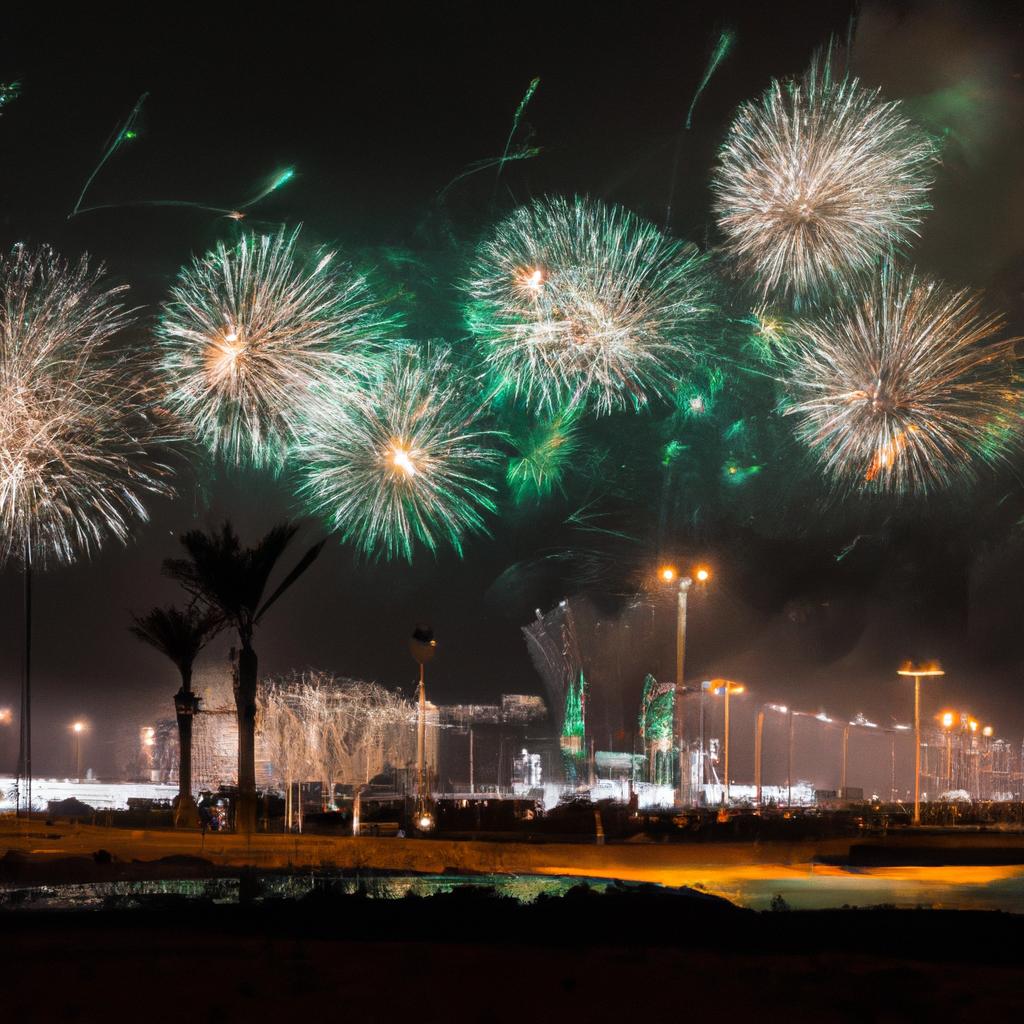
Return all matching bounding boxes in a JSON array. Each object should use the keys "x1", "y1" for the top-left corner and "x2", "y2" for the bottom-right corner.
[{"x1": 5, "y1": 885, "x2": 1024, "y2": 1022}]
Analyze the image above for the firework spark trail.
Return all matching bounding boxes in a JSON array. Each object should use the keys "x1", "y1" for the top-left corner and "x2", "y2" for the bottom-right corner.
[
  {"x1": 157, "y1": 228, "x2": 398, "y2": 468},
  {"x1": 465, "y1": 195, "x2": 715, "y2": 415},
  {"x1": 70, "y1": 93, "x2": 149, "y2": 218},
  {"x1": 296, "y1": 343, "x2": 501, "y2": 561},
  {"x1": 438, "y1": 148, "x2": 541, "y2": 202},
  {"x1": 496, "y1": 76, "x2": 540, "y2": 185},
  {"x1": 72, "y1": 166, "x2": 297, "y2": 222},
  {"x1": 0, "y1": 244, "x2": 177, "y2": 566},
  {"x1": 711, "y1": 51, "x2": 937, "y2": 301},
  {"x1": 666, "y1": 29, "x2": 736, "y2": 227},
  {"x1": 779, "y1": 265, "x2": 1020, "y2": 495},
  {"x1": 685, "y1": 30, "x2": 735, "y2": 131}
]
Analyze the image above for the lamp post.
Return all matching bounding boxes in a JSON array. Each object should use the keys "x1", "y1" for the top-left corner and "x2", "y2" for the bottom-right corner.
[
  {"x1": 841, "y1": 714, "x2": 878, "y2": 799},
  {"x1": 70, "y1": 720, "x2": 86, "y2": 782},
  {"x1": 658, "y1": 563, "x2": 711, "y2": 807},
  {"x1": 410, "y1": 625, "x2": 437, "y2": 832},
  {"x1": 939, "y1": 711, "x2": 956, "y2": 792},
  {"x1": 754, "y1": 708, "x2": 765, "y2": 808},
  {"x1": 0, "y1": 708, "x2": 11, "y2": 780},
  {"x1": 708, "y1": 679, "x2": 744, "y2": 804},
  {"x1": 897, "y1": 662, "x2": 945, "y2": 825}
]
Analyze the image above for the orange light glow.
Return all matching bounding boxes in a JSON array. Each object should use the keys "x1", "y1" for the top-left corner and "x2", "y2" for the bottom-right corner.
[
  {"x1": 659, "y1": 566, "x2": 676, "y2": 583},
  {"x1": 897, "y1": 661, "x2": 945, "y2": 677},
  {"x1": 516, "y1": 267, "x2": 545, "y2": 293},
  {"x1": 941, "y1": 711, "x2": 955, "y2": 729},
  {"x1": 694, "y1": 566, "x2": 711, "y2": 583}
]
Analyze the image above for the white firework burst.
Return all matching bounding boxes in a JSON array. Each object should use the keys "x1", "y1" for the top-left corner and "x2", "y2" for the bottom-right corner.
[
  {"x1": 157, "y1": 228, "x2": 398, "y2": 468},
  {"x1": 780, "y1": 266, "x2": 1020, "y2": 495},
  {"x1": 464, "y1": 195, "x2": 715, "y2": 415},
  {"x1": 712, "y1": 52, "x2": 937, "y2": 301},
  {"x1": 0, "y1": 244, "x2": 176, "y2": 565}
]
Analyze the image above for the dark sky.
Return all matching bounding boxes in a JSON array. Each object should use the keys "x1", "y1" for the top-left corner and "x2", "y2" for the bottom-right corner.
[{"x1": 1, "y1": 1, "x2": 1023, "y2": 777}]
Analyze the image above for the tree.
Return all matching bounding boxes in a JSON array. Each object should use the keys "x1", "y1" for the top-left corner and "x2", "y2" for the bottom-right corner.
[
  {"x1": 163, "y1": 522, "x2": 325, "y2": 833},
  {"x1": 129, "y1": 604, "x2": 223, "y2": 827}
]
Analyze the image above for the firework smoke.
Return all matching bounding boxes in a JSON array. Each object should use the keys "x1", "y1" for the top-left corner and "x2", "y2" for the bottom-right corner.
[
  {"x1": 465, "y1": 195, "x2": 715, "y2": 415},
  {"x1": 779, "y1": 266, "x2": 1020, "y2": 495},
  {"x1": 712, "y1": 52, "x2": 937, "y2": 301}
]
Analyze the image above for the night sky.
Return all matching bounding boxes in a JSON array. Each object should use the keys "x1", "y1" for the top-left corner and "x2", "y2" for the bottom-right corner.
[{"x1": 1, "y1": 2, "x2": 1023, "y2": 777}]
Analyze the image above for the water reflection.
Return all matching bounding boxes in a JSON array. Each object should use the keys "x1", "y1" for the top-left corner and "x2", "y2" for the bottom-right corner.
[
  {"x1": 0, "y1": 873, "x2": 611, "y2": 911},
  {"x1": 4, "y1": 866, "x2": 1024, "y2": 913}
]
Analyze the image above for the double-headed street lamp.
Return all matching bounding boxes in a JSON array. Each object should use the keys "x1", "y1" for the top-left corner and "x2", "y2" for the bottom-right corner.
[
  {"x1": 657, "y1": 563, "x2": 711, "y2": 806},
  {"x1": 897, "y1": 662, "x2": 945, "y2": 825},
  {"x1": 708, "y1": 679, "x2": 744, "y2": 803}
]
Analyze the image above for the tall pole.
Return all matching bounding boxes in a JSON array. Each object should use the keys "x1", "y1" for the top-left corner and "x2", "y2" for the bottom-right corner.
[
  {"x1": 754, "y1": 709, "x2": 764, "y2": 808},
  {"x1": 889, "y1": 732, "x2": 896, "y2": 801},
  {"x1": 723, "y1": 684, "x2": 731, "y2": 804},
  {"x1": 416, "y1": 662, "x2": 426, "y2": 802},
  {"x1": 787, "y1": 708, "x2": 794, "y2": 808},
  {"x1": 913, "y1": 674, "x2": 921, "y2": 825},
  {"x1": 840, "y1": 725, "x2": 849, "y2": 797},
  {"x1": 674, "y1": 578, "x2": 690, "y2": 807},
  {"x1": 469, "y1": 726, "x2": 474, "y2": 794},
  {"x1": 17, "y1": 540, "x2": 32, "y2": 818},
  {"x1": 698, "y1": 683, "x2": 705, "y2": 796}
]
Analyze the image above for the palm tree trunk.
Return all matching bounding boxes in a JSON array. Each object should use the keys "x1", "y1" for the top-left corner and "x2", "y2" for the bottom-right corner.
[
  {"x1": 235, "y1": 641, "x2": 259, "y2": 834},
  {"x1": 173, "y1": 669, "x2": 200, "y2": 828}
]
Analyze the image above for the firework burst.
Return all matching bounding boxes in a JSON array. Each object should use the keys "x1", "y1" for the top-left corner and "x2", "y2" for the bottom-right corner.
[
  {"x1": 0, "y1": 245, "x2": 176, "y2": 565},
  {"x1": 779, "y1": 266, "x2": 1020, "y2": 495},
  {"x1": 296, "y1": 344, "x2": 501, "y2": 560},
  {"x1": 712, "y1": 53, "x2": 937, "y2": 301},
  {"x1": 506, "y1": 408, "x2": 581, "y2": 502},
  {"x1": 464, "y1": 196, "x2": 714, "y2": 415},
  {"x1": 157, "y1": 228, "x2": 397, "y2": 468}
]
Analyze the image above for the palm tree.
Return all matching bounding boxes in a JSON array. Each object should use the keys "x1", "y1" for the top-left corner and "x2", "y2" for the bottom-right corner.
[
  {"x1": 129, "y1": 604, "x2": 223, "y2": 827},
  {"x1": 163, "y1": 522, "x2": 325, "y2": 834}
]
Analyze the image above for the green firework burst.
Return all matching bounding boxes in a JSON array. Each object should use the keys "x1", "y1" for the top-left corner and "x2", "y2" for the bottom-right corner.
[{"x1": 295, "y1": 344, "x2": 502, "y2": 561}]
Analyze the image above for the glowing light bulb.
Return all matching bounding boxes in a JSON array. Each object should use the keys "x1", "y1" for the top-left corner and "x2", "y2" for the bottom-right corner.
[
  {"x1": 695, "y1": 567, "x2": 710, "y2": 583},
  {"x1": 659, "y1": 566, "x2": 676, "y2": 583}
]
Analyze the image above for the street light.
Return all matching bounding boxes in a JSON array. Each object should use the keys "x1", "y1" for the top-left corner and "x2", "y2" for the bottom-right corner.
[
  {"x1": 410, "y1": 625, "x2": 437, "y2": 832},
  {"x1": 708, "y1": 679, "x2": 744, "y2": 804},
  {"x1": 938, "y1": 711, "x2": 958, "y2": 792},
  {"x1": 70, "y1": 720, "x2": 87, "y2": 781},
  {"x1": 0, "y1": 708, "x2": 11, "y2": 780},
  {"x1": 657, "y1": 563, "x2": 712, "y2": 806},
  {"x1": 841, "y1": 714, "x2": 877, "y2": 799},
  {"x1": 897, "y1": 662, "x2": 945, "y2": 825}
]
